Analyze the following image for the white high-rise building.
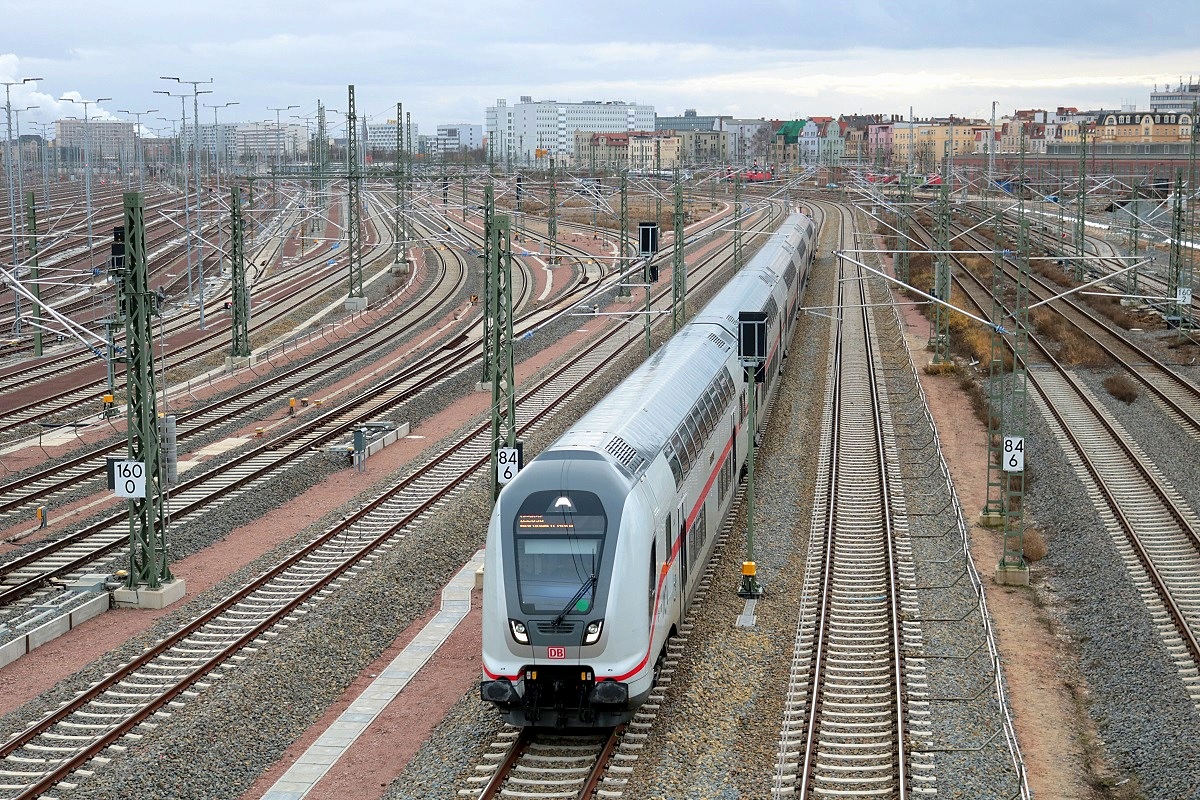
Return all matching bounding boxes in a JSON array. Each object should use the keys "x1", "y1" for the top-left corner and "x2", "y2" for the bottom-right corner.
[
  {"x1": 486, "y1": 96, "x2": 654, "y2": 163},
  {"x1": 429, "y1": 123, "x2": 483, "y2": 158},
  {"x1": 1151, "y1": 80, "x2": 1200, "y2": 113},
  {"x1": 55, "y1": 119, "x2": 135, "y2": 163},
  {"x1": 364, "y1": 120, "x2": 419, "y2": 154},
  {"x1": 180, "y1": 123, "x2": 240, "y2": 164}
]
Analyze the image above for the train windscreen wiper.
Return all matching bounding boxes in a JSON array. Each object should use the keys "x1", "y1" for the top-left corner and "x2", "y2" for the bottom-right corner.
[{"x1": 552, "y1": 574, "x2": 596, "y2": 627}]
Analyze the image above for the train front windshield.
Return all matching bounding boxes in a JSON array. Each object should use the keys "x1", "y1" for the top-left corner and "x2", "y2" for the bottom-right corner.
[{"x1": 513, "y1": 490, "x2": 607, "y2": 615}]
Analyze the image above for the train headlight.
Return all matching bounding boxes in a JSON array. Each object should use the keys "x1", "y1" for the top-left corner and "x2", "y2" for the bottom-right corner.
[
  {"x1": 509, "y1": 619, "x2": 529, "y2": 645},
  {"x1": 583, "y1": 620, "x2": 603, "y2": 645}
]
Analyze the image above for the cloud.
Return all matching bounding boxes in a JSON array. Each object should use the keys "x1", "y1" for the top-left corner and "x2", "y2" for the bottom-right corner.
[{"x1": 2, "y1": 1, "x2": 1199, "y2": 134}]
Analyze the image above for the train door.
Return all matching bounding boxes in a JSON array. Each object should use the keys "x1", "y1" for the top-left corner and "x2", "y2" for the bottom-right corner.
[
  {"x1": 731, "y1": 412, "x2": 738, "y2": 472},
  {"x1": 676, "y1": 498, "x2": 688, "y2": 594}
]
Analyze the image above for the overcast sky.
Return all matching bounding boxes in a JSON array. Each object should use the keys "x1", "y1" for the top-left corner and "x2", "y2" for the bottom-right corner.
[{"x1": 3, "y1": 0, "x2": 1199, "y2": 137}]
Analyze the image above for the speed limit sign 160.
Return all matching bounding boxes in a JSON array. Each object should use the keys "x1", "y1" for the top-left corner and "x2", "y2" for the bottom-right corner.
[
  {"x1": 1002, "y1": 436, "x2": 1025, "y2": 473},
  {"x1": 113, "y1": 460, "x2": 147, "y2": 498},
  {"x1": 497, "y1": 447, "x2": 520, "y2": 485}
]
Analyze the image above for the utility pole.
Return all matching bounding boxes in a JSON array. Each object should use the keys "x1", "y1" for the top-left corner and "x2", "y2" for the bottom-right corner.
[
  {"x1": 229, "y1": 186, "x2": 251, "y2": 361},
  {"x1": 406, "y1": 110, "x2": 413, "y2": 245},
  {"x1": 548, "y1": 157, "x2": 558, "y2": 264},
  {"x1": 12, "y1": 105, "x2": 37, "y2": 246},
  {"x1": 3, "y1": 76, "x2": 40, "y2": 330},
  {"x1": 988, "y1": 100, "x2": 997, "y2": 205},
  {"x1": 1128, "y1": 181, "x2": 1141, "y2": 295},
  {"x1": 733, "y1": 174, "x2": 744, "y2": 271},
  {"x1": 394, "y1": 103, "x2": 403, "y2": 262},
  {"x1": 482, "y1": 181, "x2": 495, "y2": 384},
  {"x1": 981, "y1": 209, "x2": 1007, "y2": 527},
  {"x1": 654, "y1": 138, "x2": 662, "y2": 224},
  {"x1": 316, "y1": 101, "x2": 328, "y2": 220},
  {"x1": 618, "y1": 170, "x2": 630, "y2": 297},
  {"x1": 1168, "y1": 171, "x2": 1189, "y2": 328},
  {"x1": 996, "y1": 144, "x2": 1031, "y2": 586},
  {"x1": 344, "y1": 85, "x2": 365, "y2": 308},
  {"x1": 60, "y1": 94, "x2": 109, "y2": 295},
  {"x1": 488, "y1": 212, "x2": 516, "y2": 503},
  {"x1": 25, "y1": 190, "x2": 42, "y2": 356},
  {"x1": 930, "y1": 153, "x2": 952, "y2": 364},
  {"x1": 162, "y1": 76, "x2": 213, "y2": 328},
  {"x1": 116, "y1": 192, "x2": 174, "y2": 592},
  {"x1": 268, "y1": 101, "x2": 299, "y2": 214},
  {"x1": 118, "y1": 108, "x2": 159, "y2": 194},
  {"x1": 206, "y1": 101, "x2": 238, "y2": 275},
  {"x1": 1074, "y1": 124, "x2": 1087, "y2": 281},
  {"x1": 896, "y1": 172, "x2": 911, "y2": 284},
  {"x1": 155, "y1": 90, "x2": 195, "y2": 306},
  {"x1": 671, "y1": 167, "x2": 686, "y2": 331}
]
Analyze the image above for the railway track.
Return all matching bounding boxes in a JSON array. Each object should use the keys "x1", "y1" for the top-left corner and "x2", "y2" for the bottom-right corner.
[
  {"x1": 1028, "y1": 362, "x2": 1200, "y2": 704},
  {"x1": 774, "y1": 203, "x2": 927, "y2": 797},
  {"x1": 941, "y1": 220, "x2": 1200, "y2": 440},
  {"x1": 0, "y1": 213, "x2": 460, "y2": 530},
  {"x1": 0, "y1": 237, "x2": 530, "y2": 614},
  {"x1": 474, "y1": 729, "x2": 621, "y2": 800},
  {"x1": 915, "y1": 215, "x2": 1200, "y2": 703},
  {"x1": 461, "y1": 210, "x2": 799, "y2": 798},
  {"x1": 0, "y1": 201, "x2": 773, "y2": 798},
  {"x1": 0, "y1": 191, "x2": 378, "y2": 436}
]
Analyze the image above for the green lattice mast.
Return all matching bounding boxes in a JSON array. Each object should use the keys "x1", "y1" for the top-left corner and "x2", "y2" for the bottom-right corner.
[
  {"x1": 230, "y1": 186, "x2": 250, "y2": 358},
  {"x1": 671, "y1": 167, "x2": 686, "y2": 331},
  {"x1": 345, "y1": 85, "x2": 365, "y2": 304},
  {"x1": 119, "y1": 192, "x2": 172, "y2": 589}
]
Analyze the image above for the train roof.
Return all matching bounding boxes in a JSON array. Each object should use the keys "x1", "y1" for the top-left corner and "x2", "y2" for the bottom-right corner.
[{"x1": 544, "y1": 213, "x2": 812, "y2": 477}]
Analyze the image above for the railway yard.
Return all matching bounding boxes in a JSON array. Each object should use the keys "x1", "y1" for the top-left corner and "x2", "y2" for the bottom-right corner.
[{"x1": 2, "y1": 166, "x2": 1200, "y2": 800}]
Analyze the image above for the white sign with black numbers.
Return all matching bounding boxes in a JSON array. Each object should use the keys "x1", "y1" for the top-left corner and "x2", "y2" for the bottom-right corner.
[
  {"x1": 1178, "y1": 287, "x2": 1192, "y2": 306},
  {"x1": 113, "y1": 460, "x2": 147, "y2": 498},
  {"x1": 1002, "y1": 436, "x2": 1025, "y2": 473},
  {"x1": 497, "y1": 448, "x2": 520, "y2": 485}
]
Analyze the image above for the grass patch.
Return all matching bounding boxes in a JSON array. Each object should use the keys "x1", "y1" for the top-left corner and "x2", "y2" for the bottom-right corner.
[
  {"x1": 923, "y1": 361, "x2": 957, "y2": 376},
  {"x1": 1080, "y1": 295, "x2": 1140, "y2": 330},
  {"x1": 958, "y1": 374, "x2": 992, "y2": 427},
  {"x1": 1031, "y1": 308, "x2": 1110, "y2": 367}
]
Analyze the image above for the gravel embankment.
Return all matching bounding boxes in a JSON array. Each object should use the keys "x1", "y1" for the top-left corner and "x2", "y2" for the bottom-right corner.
[
  {"x1": 0, "y1": 258, "x2": 685, "y2": 800},
  {"x1": 1022, "y1": 365, "x2": 1200, "y2": 799}
]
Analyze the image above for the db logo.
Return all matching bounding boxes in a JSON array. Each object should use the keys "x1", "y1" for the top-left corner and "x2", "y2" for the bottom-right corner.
[{"x1": 547, "y1": 646, "x2": 566, "y2": 660}]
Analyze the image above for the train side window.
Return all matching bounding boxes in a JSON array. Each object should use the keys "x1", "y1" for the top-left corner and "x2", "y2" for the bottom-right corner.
[
  {"x1": 689, "y1": 506, "x2": 707, "y2": 567},
  {"x1": 669, "y1": 432, "x2": 687, "y2": 476},
  {"x1": 686, "y1": 422, "x2": 703, "y2": 464},
  {"x1": 667, "y1": 447, "x2": 683, "y2": 486}
]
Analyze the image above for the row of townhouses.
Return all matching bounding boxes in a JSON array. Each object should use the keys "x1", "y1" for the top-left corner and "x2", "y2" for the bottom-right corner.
[{"x1": 6, "y1": 81, "x2": 1196, "y2": 174}]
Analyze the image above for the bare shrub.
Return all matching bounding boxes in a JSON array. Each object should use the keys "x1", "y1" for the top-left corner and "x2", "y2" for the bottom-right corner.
[
  {"x1": 1023, "y1": 528, "x2": 1048, "y2": 562},
  {"x1": 1103, "y1": 374, "x2": 1139, "y2": 404},
  {"x1": 1058, "y1": 337, "x2": 1109, "y2": 367}
]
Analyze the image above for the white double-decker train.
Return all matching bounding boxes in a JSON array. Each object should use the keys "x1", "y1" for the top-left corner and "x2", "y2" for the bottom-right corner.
[{"x1": 481, "y1": 211, "x2": 817, "y2": 727}]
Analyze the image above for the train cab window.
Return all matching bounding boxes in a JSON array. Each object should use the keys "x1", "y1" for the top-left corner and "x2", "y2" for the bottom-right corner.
[{"x1": 512, "y1": 490, "x2": 607, "y2": 615}]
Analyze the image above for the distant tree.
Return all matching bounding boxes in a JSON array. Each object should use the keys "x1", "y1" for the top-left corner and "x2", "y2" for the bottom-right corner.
[{"x1": 750, "y1": 126, "x2": 774, "y2": 162}]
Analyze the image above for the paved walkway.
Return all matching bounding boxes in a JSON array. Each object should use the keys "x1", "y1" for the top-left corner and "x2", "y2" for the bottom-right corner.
[{"x1": 261, "y1": 550, "x2": 484, "y2": 800}]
